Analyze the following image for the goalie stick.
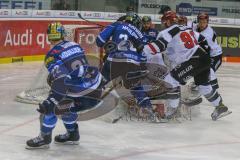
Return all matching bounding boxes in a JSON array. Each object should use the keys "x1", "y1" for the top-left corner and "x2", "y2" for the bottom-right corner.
[
  {"x1": 78, "y1": 13, "x2": 106, "y2": 28},
  {"x1": 143, "y1": 73, "x2": 203, "y2": 107},
  {"x1": 76, "y1": 79, "x2": 122, "y2": 121}
]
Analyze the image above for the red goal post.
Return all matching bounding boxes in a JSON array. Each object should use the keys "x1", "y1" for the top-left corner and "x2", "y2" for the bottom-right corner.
[{"x1": 65, "y1": 24, "x2": 104, "y2": 67}]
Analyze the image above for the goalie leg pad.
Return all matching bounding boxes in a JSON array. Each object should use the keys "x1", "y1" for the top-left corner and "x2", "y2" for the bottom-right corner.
[
  {"x1": 126, "y1": 70, "x2": 149, "y2": 80},
  {"x1": 166, "y1": 87, "x2": 181, "y2": 99}
]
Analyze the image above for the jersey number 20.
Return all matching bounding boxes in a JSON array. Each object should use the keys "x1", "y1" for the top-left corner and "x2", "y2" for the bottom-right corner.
[{"x1": 180, "y1": 31, "x2": 197, "y2": 49}]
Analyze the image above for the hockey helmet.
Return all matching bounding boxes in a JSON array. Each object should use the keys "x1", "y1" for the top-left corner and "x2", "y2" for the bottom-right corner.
[
  {"x1": 142, "y1": 16, "x2": 152, "y2": 23},
  {"x1": 47, "y1": 22, "x2": 65, "y2": 41},
  {"x1": 125, "y1": 14, "x2": 142, "y2": 30},
  {"x1": 161, "y1": 10, "x2": 178, "y2": 26},
  {"x1": 178, "y1": 15, "x2": 188, "y2": 25},
  {"x1": 197, "y1": 12, "x2": 209, "y2": 22}
]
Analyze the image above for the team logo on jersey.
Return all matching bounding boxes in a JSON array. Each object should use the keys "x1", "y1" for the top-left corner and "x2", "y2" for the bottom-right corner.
[{"x1": 60, "y1": 47, "x2": 83, "y2": 59}]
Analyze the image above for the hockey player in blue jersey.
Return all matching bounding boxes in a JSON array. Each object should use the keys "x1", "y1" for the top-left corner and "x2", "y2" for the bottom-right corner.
[
  {"x1": 96, "y1": 14, "x2": 145, "y2": 84},
  {"x1": 96, "y1": 15, "x2": 155, "y2": 117},
  {"x1": 141, "y1": 16, "x2": 158, "y2": 43},
  {"x1": 26, "y1": 22, "x2": 103, "y2": 149},
  {"x1": 96, "y1": 14, "x2": 144, "y2": 51}
]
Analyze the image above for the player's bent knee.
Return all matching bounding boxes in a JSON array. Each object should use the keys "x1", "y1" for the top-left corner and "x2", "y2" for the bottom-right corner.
[{"x1": 37, "y1": 99, "x2": 56, "y2": 115}]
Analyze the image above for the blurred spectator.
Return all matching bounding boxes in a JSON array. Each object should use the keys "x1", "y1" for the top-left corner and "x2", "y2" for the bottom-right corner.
[
  {"x1": 117, "y1": 5, "x2": 136, "y2": 21},
  {"x1": 52, "y1": 0, "x2": 70, "y2": 10}
]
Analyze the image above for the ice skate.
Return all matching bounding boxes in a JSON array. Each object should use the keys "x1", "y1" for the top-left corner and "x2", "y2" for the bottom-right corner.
[
  {"x1": 54, "y1": 125, "x2": 80, "y2": 145},
  {"x1": 211, "y1": 103, "x2": 232, "y2": 121},
  {"x1": 26, "y1": 134, "x2": 51, "y2": 149}
]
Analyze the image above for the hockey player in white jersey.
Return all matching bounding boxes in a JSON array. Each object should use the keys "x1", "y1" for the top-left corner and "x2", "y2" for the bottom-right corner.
[
  {"x1": 143, "y1": 10, "x2": 231, "y2": 120},
  {"x1": 143, "y1": 14, "x2": 198, "y2": 120},
  {"x1": 193, "y1": 12, "x2": 222, "y2": 90}
]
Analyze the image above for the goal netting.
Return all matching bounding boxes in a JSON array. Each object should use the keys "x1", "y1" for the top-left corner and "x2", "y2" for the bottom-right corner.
[{"x1": 15, "y1": 25, "x2": 103, "y2": 104}]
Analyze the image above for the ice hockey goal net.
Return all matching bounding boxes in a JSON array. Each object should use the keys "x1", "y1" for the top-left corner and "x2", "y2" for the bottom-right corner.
[{"x1": 15, "y1": 25, "x2": 104, "y2": 104}]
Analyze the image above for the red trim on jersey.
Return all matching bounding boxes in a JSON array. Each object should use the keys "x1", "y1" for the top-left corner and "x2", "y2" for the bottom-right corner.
[{"x1": 148, "y1": 43, "x2": 157, "y2": 55}]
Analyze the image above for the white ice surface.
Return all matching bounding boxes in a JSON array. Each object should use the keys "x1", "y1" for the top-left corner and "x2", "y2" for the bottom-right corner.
[{"x1": 0, "y1": 62, "x2": 239, "y2": 160}]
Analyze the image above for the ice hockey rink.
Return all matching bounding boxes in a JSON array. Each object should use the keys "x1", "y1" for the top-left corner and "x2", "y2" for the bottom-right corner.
[{"x1": 0, "y1": 61, "x2": 240, "y2": 160}]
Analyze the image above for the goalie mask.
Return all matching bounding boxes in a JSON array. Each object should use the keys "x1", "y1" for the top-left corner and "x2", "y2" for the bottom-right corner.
[{"x1": 47, "y1": 22, "x2": 65, "y2": 41}]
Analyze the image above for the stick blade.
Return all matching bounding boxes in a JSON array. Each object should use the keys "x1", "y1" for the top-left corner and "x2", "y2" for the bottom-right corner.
[{"x1": 77, "y1": 92, "x2": 119, "y2": 121}]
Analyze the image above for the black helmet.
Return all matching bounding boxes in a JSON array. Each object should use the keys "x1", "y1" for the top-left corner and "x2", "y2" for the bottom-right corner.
[
  {"x1": 125, "y1": 14, "x2": 142, "y2": 30},
  {"x1": 126, "y1": 6, "x2": 135, "y2": 17}
]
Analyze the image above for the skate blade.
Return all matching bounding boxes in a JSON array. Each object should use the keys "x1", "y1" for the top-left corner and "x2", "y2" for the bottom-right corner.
[
  {"x1": 153, "y1": 119, "x2": 169, "y2": 123},
  {"x1": 213, "y1": 110, "x2": 232, "y2": 121},
  {"x1": 25, "y1": 144, "x2": 50, "y2": 150},
  {"x1": 150, "y1": 118, "x2": 182, "y2": 123},
  {"x1": 111, "y1": 116, "x2": 123, "y2": 124},
  {"x1": 54, "y1": 141, "x2": 79, "y2": 145},
  {"x1": 149, "y1": 117, "x2": 169, "y2": 123}
]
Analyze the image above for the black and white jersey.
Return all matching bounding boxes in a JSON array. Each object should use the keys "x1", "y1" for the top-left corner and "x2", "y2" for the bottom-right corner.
[
  {"x1": 146, "y1": 24, "x2": 200, "y2": 69},
  {"x1": 193, "y1": 25, "x2": 222, "y2": 57}
]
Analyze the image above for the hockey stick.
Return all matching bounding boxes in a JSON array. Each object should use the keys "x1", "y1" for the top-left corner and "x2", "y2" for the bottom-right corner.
[{"x1": 78, "y1": 13, "x2": 106, "y2": 28}]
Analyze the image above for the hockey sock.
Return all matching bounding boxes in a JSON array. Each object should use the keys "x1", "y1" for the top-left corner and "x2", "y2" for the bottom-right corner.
[
  {"x1": 199, "y1": 85, "x2": 222, "y2": 107},
  {"x1": 41, "y1": 113, "x2": 57, "y2": 135},
  {"x1": 62, "y1": 112, "x2": 78, "y2": 132}
]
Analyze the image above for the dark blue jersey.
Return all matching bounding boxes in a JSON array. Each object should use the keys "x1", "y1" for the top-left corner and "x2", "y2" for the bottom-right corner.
[
  {"x1": 142, "y1": 28, "x2": 159, "y2": 43},
  {"x1": 44, "y1": 40, "x2": 88, "y2": 73},
  {"x1": 65, "y1": 65, "x2": 102, "y2": 97},
  {"x1": 96, "y1": 21, "x2": 144, "y2": 49},
  {"x1": 45, "y1": 40, "x2": 102, "y2": 97}
]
